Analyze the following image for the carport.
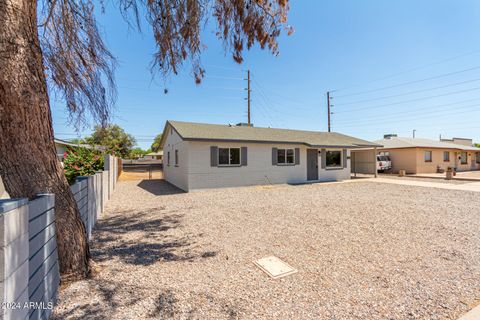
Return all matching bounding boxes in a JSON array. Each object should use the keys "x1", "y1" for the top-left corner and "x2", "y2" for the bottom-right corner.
[{"x1": 351, "y1": 148, "x2": 378, "y2": 178}]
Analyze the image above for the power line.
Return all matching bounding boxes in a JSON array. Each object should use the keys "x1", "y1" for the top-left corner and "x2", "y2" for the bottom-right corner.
[
  {"x1": 334, "y1": 97, "x2": 480, "y2": 124},
  {"x1": 203, "y1": 75, "x2": 243, "y2": 80},
  {"x1": 336, "y1": 106, "x2": 480, "y2": 129},
  {"x1": 330, "y1": 49, "x2": 480, "y2": 93},
  {"x1": 334, "y1": 78, "x2": 480, "y2": 106},
  {"x1": 333, "y1": 66, "x2": 480, "y2": 99},
  {"x1": 334, "y1": 86, "x2": 480, "y2": 114},
  {"x1": 251, "y1": 76, "x2": 313, "y2": 111}
]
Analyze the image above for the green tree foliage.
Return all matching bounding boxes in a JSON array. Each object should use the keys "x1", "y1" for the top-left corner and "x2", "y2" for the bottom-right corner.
[
  {"x1": 475, "y1": 143, "x2": 480, "y2": 148},
  {"x1": 63, "y1": 147, "x2": 104, "y2": 184},
  {"x1": 84, "y1": 124, "x2": 135, "y2": 158},
  {"x1": 128, "y1": 147, "x2": 148, "y2": 159},
  {"x1": 151, "y1": 134, "x2": 163, "y2": 152}
]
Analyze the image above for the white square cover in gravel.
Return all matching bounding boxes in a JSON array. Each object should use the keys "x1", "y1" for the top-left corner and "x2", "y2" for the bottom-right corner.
[{"x1": 254, "y1": 256, "x2": 297, "y2": 279}]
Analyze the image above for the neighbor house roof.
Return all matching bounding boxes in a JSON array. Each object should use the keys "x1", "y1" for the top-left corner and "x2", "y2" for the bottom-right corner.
[
  {"x1": 146, "y1": 151, "x2": 163, "y2": 156},
  {"x1": 374, "y1": 137, "x2": 480, "y2": 151},
  {"x1": 54, "y1": 138, "x2": 107, "y2": 151},
  {"x1": 160, "y1": 121, "x2": 382, "y2": 148}
]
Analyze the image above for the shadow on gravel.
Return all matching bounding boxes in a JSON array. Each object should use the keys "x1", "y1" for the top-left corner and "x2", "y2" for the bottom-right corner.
[
  {"x1": 150, "y1": 289, "x2": 241, "y2": 320},
  {"x1": 51, "y1": 279, "x2": 144, "y2": 320},
  {"x1": 137, "y1": 179, "x2": 185, "y2": 196},
  {"x1": 91, "y1": 208, "x2": 217, "y2": 266}
]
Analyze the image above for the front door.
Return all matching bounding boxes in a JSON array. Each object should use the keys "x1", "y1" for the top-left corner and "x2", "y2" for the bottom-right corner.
[{"x1": 307, "y1": 149, "x2": 318, "y2": 181}]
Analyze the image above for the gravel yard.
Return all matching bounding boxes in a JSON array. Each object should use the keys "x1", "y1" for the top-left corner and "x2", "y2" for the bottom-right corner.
[{"x1": 52, "y1": 179, "x2": 480, "y2": 320}]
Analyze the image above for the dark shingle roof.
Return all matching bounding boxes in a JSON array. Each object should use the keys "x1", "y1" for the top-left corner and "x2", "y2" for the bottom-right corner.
[{"x1": 161, "y1": 121, "x2": 381, "y2": 148}]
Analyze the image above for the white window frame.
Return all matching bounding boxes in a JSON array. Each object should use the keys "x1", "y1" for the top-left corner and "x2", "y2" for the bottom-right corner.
[
  {"x1": 424, "y1": 150, "x2": 432, "y2": 162},
  {"x1": 325, "y1": 149, "x2": 343, "y2": 169},
  {"x1": 277, "y1": 148, "x2": 295, "y2": 165},
  {"x1": 218, "y1": 147, "x2": 241, "y2": 166}
]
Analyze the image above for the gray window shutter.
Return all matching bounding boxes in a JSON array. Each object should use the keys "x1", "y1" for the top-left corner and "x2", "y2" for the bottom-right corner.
[
  {"x1": 294, "y1": 148, "x2": 300, "y2": 165},
  {"x1": 321, "y1": 148, "x2": 326, "y2": 169},
  {"x1": 210, "y1": 146, "x2": 218, "y2": 167},
  {"x1": 241, "y1": 147, "x2": 248, "y2": 166},
  {"x1": 272, "y1": 148, "x2": 278, "y2": 165},
  {"x1": 343, "y1": 149, "x2": 348, "y2": 168}
]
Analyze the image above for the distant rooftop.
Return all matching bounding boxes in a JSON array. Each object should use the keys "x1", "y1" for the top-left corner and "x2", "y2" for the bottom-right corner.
[
  {"x1": 146, "y1": 151, "x2": 163, "y2": 156},
  {"x1": 375, "y1": 136, "x2": 480, "y2": 151}
]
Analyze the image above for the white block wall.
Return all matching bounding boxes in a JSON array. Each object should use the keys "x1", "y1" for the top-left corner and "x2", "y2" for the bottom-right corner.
[
  {"x1": 162, "y1": 128, "x2": 190, "y2": 191},
  {"x1": 161, "y1": 131, "x2": 351, "y2": 191},
  {"x1": 0, "y1": 158, "x2": 120, "y2": 320},
  {"x1": 188, "y1": 141, "x2": 309, "y2": 190}
]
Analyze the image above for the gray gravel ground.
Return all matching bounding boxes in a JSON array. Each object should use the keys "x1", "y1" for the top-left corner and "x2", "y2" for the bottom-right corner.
[{"x1": 52, "y1": 179, "x2": 480, "y2": 320}]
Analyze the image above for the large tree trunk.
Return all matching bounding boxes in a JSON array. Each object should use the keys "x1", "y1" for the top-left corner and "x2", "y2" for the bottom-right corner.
[{"x1": 0, "y1": 0, "x2": 90, "y2": 280}]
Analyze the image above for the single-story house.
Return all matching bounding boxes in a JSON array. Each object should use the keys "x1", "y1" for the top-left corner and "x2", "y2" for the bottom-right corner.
[
  {"x1": 143, "y1": 151, "x2": 163, "y2": 161},
  {"x1": 159, "y1": 121, "x2": 381, "y2": 191},
  {"x1": 374, "y1": 135, "x2": 480, "y2": 174},
  {"x1": 54, "y1": 139, "x2": 104, "y2": 162}
]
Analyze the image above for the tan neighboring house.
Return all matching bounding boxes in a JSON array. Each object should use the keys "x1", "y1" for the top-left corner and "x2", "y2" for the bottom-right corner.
[
  {"x1": 143, "y1": 151, "x2": 163, "y2": 161},
  {"x1": 374, "y1": 136, "x2": 480, "y2": 174}
]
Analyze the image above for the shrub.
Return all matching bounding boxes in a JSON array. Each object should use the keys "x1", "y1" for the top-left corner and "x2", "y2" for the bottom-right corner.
[{"x1": 63, "y1": 146, "x2": 104, "y2": 184}]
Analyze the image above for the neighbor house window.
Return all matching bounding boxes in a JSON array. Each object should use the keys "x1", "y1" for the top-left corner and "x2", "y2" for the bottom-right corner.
[
  {"x1": 167, "y1": 151, "x2": 170, "y2": 166},
  {"x1": 443, "y1": 151, "x2": 450, "y2": 162},
  {"x1": 460, "y1": 152, "x2": 467, "y2": 164},
  {"x1": 218, "y1": 148, "x2": 240, "y2": 166},
  {"x1": 175, "y1": 150, "x2": 178, "y2": 166},
  {"x1": 424, "y1": 151, "x2": 432, "y2": 162},
  {"x1": 326, "y1": 150, "x2": 342, "y2": 168},
  {"x1": 277, "y1": 148, "x2": 295, "y2": 165}
]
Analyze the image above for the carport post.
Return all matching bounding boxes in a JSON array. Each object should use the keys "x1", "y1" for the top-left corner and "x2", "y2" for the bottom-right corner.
[{"x1": 374, "y1": 147, "x2": 378, "y2": 178}]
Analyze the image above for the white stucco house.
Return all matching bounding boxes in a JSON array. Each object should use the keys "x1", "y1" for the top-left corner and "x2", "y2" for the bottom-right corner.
[{"x1": 159, "y1": 121, "x2": 381, "y2": 191}]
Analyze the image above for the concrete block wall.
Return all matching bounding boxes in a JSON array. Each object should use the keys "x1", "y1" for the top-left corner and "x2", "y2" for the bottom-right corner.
[
  {"x1": 0, "y1": 198, "x2": 29, "y2": 320},
  {"x1": 0, "y1": 155, "x2": 119, "y2": 320},
  {"x1": 28, "y1": 194, "x2": 59, "y2": 320}
]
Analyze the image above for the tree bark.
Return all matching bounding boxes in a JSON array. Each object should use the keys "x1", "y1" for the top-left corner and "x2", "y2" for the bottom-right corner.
[{"x1": 0, "y1": 0, "x2": 90, "y2": 280}]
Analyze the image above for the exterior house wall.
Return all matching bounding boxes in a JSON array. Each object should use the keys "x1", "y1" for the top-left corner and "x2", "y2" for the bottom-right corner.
[
  {"x1": 351, "y1": 149, "x2": 376, "y2": 174},
  {"x1": 382, "y1": 148, "x2": 418, "y2": 174},
  {"x1": 319, "y1": 149, "x2": 351, "y2": 181},
  {"x1": 161, "y1": 138, "x2": 352, "y2": 191},
  {"x1": 187, "y1": 142, "x2": 308, "y2": 190},
  {"x1": 162, "y1": 129, "x2": 189, "y2": 191},
  {"x1": 415, "y1": 148, "x2": 480, "y2": 173},
  {"x1": 381, "y1": 148, "x2": 480, "y2": 174}
]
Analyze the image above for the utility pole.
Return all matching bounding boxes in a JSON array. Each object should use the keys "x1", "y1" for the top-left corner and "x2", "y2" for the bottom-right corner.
[
  {"x1": 413, "y1": 129, "x2": 416, "y2": 138},
  {"x1": 327, "y1": 91, "x2": 332, "y2": 132},
  {"x1": 246, "y1": 69, "x2": 251, "y2": 126}
]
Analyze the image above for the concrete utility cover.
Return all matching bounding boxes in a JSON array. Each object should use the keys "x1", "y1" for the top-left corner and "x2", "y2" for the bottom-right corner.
[{"x1": 254, "y1": 256, "x2": 297, "y2": 279}]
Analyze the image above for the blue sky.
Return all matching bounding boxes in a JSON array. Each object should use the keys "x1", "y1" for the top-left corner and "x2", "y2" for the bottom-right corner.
[{"x1": 52, "y1": 0, "x2": 480, "y2": 149}]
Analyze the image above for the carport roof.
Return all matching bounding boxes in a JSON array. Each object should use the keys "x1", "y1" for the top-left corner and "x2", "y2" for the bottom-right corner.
[
  {"x1": 375, "y1": 137, "x2": 480, "y2": 151},
  {"x1": 161, "y1": 120, "x2": 382, "y2": 148}
]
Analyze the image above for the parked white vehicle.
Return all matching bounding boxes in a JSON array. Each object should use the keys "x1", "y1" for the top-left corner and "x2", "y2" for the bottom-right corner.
[{"x1": 377, "y1": 155, "x2": 392, "y2": 172}]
